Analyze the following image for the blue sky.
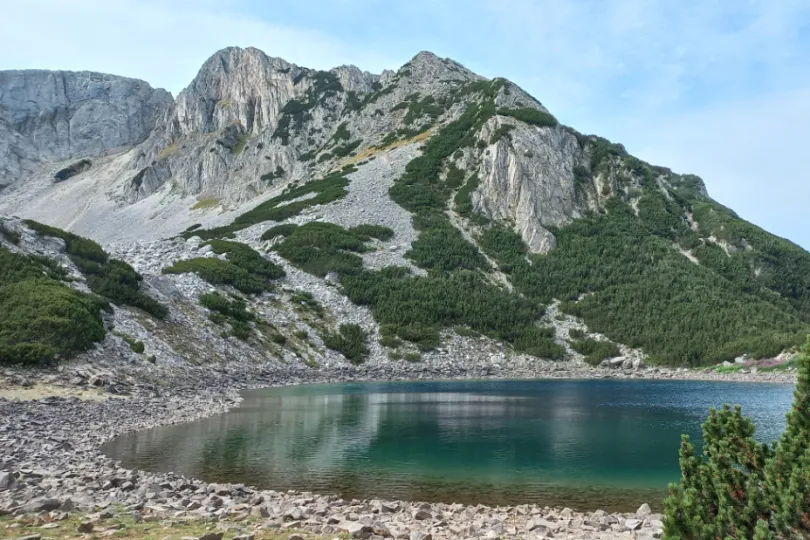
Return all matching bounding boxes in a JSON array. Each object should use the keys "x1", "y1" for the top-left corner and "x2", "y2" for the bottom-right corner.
[{"x1": 2, "y1": 0, "x2": 808, "y2": 248}]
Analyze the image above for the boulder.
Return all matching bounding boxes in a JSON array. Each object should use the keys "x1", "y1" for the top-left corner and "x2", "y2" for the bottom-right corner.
[
  {"x1": 636, "y1": 503, "x2": 652, "y2": 519},
  {"x1": 0, "y1": 471, "x2": 13, "y2": 490}
]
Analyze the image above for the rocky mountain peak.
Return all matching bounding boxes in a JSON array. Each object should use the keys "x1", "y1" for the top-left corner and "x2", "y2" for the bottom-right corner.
[
  {"x1": 401, "y1": 51, "x2": 480, "y2": 84},
  {"x1": 173, "y1": 47, "x2": 303, "y2": 136}
]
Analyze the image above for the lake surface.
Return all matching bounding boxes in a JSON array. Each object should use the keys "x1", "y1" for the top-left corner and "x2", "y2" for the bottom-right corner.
[{"x1": 102, "y1": 379, "x2": 794, "y2": 511}]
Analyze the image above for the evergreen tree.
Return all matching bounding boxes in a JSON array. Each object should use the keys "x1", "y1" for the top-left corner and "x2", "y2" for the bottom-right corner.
[{"x1": 664, "y1": 336, "x2": 810, "y2": 539}]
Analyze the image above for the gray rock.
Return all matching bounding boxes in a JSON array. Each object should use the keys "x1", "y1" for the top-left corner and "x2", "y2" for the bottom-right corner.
[
  {"x1": 0, "y1": 471, "x2": 13, "y2": 490},
  {"x1": 0, "y1": 69, "x2": 172, "y2": 190},
  {"x1": 409, "y1": 532, "x2": 432, "y2": 540},
  {"x1": 197, "y1": 533, "x2": 224, "y2": 540},
  {"x1": 21, "y1": 498, "x2": 62, "y2": 513},
  {"x1": 636, "y1": 503, "x2": 652, "y2": 519},
  {"x1": 624, "y1": 518, "x2": 643, "y2": 530},
  {"x1": 339, "y1": 521, "x2": 374, "y2": 539}
]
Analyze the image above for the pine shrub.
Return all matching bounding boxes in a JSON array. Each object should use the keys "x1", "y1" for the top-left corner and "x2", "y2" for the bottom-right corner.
[{"x1": 663, "y1": 337, "x2": 810, "y2": 539}]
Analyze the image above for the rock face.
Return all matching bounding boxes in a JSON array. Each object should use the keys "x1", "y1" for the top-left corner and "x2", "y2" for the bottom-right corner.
[
  {"x1": 0, "y1": 70, "x2": 172, "y2": 189},
  {"x1": 477, "y1": 117, "x2": 586, "y2": 253}
]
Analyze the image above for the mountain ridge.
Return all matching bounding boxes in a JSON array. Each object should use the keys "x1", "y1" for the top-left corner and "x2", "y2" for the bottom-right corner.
[{"x1": 0, "y1": 45, "x2": 808, "y2": 368}]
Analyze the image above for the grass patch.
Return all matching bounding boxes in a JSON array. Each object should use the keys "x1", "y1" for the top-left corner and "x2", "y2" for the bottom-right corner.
[
  {"x1": 114, "y1": 332, "x2": 145, "y2": 353},
  {"x1": 158, "y1": 143, "x2": 180, "y2": 160},
  {"x1": 191, "y1": 197, "x2": 221, "y2": 210}
]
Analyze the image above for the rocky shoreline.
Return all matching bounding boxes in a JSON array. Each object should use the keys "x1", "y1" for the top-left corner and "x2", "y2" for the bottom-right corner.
[{"x1": 0, "y1": 361, "x2": 797, "y2": 540}]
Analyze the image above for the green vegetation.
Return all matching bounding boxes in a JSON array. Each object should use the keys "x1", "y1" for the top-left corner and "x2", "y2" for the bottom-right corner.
[
  {"x1": 260, "y1": 166, "x2": 285, "y2": 182},
  {"x1": 232, "y1": 134, "x2": 249, "y2": 155},
  {"x1": 199, "y1": 291, "x2": 255, "y2": 340},
  {"x1": 191, "y1": 197, "x2": 220, "y2": 210},
  {"x1": 289, "y1": 290, "x2": 325, "y2": 317},
  {"x1": 490, "y1": 123, "x2": 515, "y2": 144},
  {"x1": 332, "y1": 139, "x2": 362, "y2": 158},
  {"x1": 454, "y1": 174, "x2": 480, "y2": 217},
  {"x1": 406, "y1": 215, "x2": 488, "y2": 272},
  {"x1": 328, "y1": 122, "x2": 351, "y2": 144},
  {"x1": 272, "y1": 221, "x2": 369, "y2": 277},
  {"x1": 0, "y1": 247, "x2": 106, "y2": 364},
  {"x1": 478, "y1": 192, "x2": 808, "y2": 365},
  {"x1": 404, "y1": 95, "x2": 445, "y2": 125},
  {"x1": 260, "y1": 223, "x2": 298, "y2": 242},
  {"x1": 163, "y1": 240, "x2": 283, "y2": 295},
  {"x1": 497, "y1": 107, "x2": 558, "y2": 128},
  {"x1": 570, "y1": 338, "x2": 621, "y2": 366},
  {"x1": 348, "y1": 224, "x2": 395, "y2": 241},
  {"x1": 115, "y1": 332, "x2": 145, "y2": 354},
  {"x1": 25, "y1": 220, "x2": 167, "y2": 319},
  {"x1": 186, "y1": 168, "x2": 353, "y2": 240},
  {"x1": 322, "y1": 323, "x2": 369, "y2": 364},
  {"x1": 664, "y1": 338, "x2": 810, "y2": 538},
  {"x1": 568, "y1": 328, "x2": 586, "y2": 340},
  {"x1": 207, "y1": 240, "x2": 285, "y2": 279},
  {"x1": 342, "y1": 267, "x2": 564, "y2": 358},
  {"x1": 53, "y1": 159, "x2": 92, "y2": 182}
]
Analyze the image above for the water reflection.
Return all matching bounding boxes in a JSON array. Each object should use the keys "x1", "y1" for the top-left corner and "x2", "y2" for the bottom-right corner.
[{"x1": 103, "y1": 380, "x2": 793, "y2": 511}]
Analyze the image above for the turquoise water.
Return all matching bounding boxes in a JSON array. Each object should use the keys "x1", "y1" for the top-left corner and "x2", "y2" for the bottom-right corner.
[{"x1": 102, "y1": 379, "x2": 794, "y2": 511}]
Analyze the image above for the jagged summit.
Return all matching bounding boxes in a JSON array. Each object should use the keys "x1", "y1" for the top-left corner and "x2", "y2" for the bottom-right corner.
[{"x1": 399, "y1": 51, "x2": 480, "y2": 83}]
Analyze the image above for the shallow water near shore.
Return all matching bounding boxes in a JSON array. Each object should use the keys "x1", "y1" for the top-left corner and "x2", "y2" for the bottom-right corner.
[{"x1": 103, "y1": 379, "x2": 794, "y2": 512}]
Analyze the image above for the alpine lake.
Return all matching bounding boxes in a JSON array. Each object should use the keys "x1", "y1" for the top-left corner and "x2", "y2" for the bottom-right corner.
[{"x1": 102, "y1": 379, "x2": 794, "y2": 512}]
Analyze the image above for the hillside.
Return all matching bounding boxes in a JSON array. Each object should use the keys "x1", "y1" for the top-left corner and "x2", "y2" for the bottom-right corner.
[{"x1": 0, "y1": 47, "x2": 808, "y2": 367}]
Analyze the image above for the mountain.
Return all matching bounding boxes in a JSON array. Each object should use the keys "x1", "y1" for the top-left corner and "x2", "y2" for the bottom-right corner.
[{"x1": 0, "y1": 46, "x2": 808, "y2": 368}]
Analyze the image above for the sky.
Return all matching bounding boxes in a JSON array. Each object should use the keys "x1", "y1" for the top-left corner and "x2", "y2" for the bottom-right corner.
[{"x1": 2, "y1": 0, "x2": 807, "y2": 248}]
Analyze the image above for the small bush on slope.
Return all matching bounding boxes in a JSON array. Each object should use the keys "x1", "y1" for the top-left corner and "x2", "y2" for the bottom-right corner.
[
  {"x1": 663, "y1": 337, "x2": 810, "y2": 539},
  {"x1": 323, "y1": 323, "x2": 370, "y2": 364},
  {"x1": 0, "y1": 248, "x2": 105, "y2": 364},
  {"x1": 163, "y1": 241, "x2": 282, "y2": 295}
]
